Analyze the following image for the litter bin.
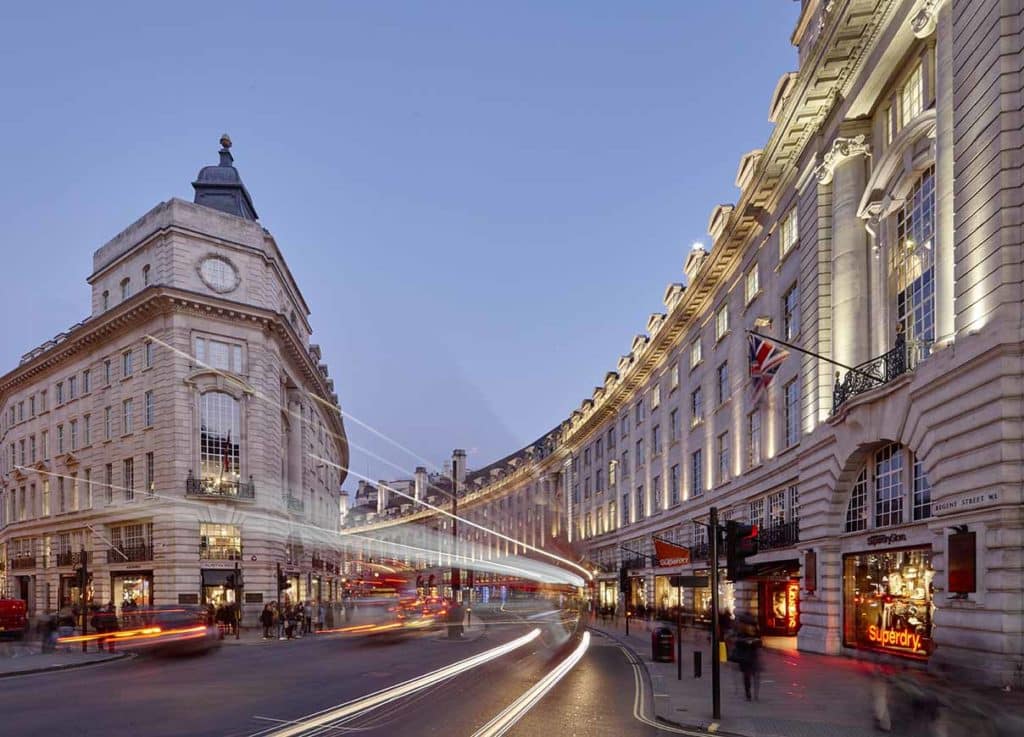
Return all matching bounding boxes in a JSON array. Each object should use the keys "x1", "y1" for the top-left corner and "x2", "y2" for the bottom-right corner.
[{"x1": 651, "y1": 627, "x2": 675, "y2": 662}]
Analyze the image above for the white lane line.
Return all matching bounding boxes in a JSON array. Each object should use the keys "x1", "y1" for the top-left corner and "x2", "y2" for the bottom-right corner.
[
  {"x1": 525, "y1": 610, "x2": 560, "y2": 620},
  {"x1": 470, "y1": 632, "x2": 591, "y2": 737},
  {"x1": 620, "y1": 645, "x2": 716, "y2": 736},
  {"x1": 257, "y1": 628, "x2": 541, "y2": 737}
]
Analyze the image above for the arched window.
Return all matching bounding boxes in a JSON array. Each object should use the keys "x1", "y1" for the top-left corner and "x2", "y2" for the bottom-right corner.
[
  {"x1": 142, "y1": 264, "x2": 150, "y2": 286},
  {"x1": 199, "y1": 392, "x2": 240, "y2": 492},
  {"x1": 844, "y1": 443, "x2": 932, "y2": 533},
  {"x1": 120, "y1": 277, "x2": 131, "y2": 301},
  {"x1": 892, "y1": 165, "x2": 936, "y2": 359}
]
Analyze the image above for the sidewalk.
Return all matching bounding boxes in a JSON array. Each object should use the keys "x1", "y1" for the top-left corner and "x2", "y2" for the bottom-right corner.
[
  {"x1": 0, "y1": 640, "x2": 127, "y2": 678},
  {"x1": 587, "y1": 616, "x2": 1024, "y2": 737}
]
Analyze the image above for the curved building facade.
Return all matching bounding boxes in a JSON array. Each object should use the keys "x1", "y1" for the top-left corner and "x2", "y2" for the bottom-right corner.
[{"x1": 343, "y1": 0, "x2": 1024, "y2": 686}]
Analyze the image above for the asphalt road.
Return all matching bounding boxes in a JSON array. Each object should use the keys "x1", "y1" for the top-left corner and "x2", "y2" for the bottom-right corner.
[{"x1": 1, "y1": 603, "x2": 667, "y2": 737}]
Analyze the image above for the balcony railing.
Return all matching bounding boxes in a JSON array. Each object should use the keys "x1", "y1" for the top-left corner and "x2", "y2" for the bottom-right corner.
[
  {"x1": 287, "y1": 495, "x2": 305, "y2": 514},
  {"x1": 758, "y1": 520, "x2": 800, "y2": 551},
  {"x1": 186, "y1": 475, "x2": 255, "y2": 501},
  {"x1": 10, "y1": 556, "x2": 36, "y2": 570},
  {"x1": 621, "y1": 556, "x2": 647, "y2": 571},
  {"x1": 833, "y1": 334, "x2": 927, "y2": 412},
  {"x1": 107, "y1": 545, "x2": 153, "y2": 563},
  {"x1": 55, "y1": 551, "x2": 88, "y2": 567},
  {"x1": 200, "y1": 547, "x2": 242, "y2": 561}
]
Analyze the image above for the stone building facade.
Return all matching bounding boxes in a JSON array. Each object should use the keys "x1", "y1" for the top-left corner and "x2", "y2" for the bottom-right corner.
[
  {"x1": 0, "y1": 137, "x2": 349, "y2": 623},
  {"x1": 343, "y1": 0, "x2": 1024, "y2": 686}
]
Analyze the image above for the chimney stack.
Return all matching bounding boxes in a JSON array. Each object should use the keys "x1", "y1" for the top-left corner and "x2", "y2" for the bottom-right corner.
[
  {"x1": 377, "y1": 480, "x2": 388, "y2": 514},
  {"x1": 452, "y1": 449, "x2": 467, "y2": 488},
  {"x1": 414, "y1": 467, "x2": 428, "y2": 501}
]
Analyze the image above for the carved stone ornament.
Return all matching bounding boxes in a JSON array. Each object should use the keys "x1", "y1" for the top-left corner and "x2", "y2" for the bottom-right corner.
[
  {"x1": 815, "y1": 135, "x2": 871, "y2": 185},
  {"x1": 911, "y1": 0, "x2": 947, "y2": 39}
]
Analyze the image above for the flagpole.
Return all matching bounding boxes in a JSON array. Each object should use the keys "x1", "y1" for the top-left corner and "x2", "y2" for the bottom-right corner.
[{"x1": 747, "y1": 331, "x2": 882, "y2": 383}]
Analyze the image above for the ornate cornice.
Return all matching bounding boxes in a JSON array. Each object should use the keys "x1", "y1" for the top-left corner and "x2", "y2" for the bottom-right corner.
[{"x1": 815, "y1": 135, "x2": 871, "y2": 185}]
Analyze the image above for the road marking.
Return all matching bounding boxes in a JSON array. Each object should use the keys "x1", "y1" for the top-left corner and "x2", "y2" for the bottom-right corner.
[
  {"x1": 619, "y1": 645, "x2": 717, "y2": 736},
  {"x1": 470, "y1": 632, "x2": 591, "y2": 737},
  {"x1": 256, "y1": 628, "x2": 541, "y2": 737}
]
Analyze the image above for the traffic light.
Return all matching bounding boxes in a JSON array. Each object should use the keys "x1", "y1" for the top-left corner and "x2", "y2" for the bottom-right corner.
[
  {"x1": 277, "y1": 563, "x2": 291, "y2": 592},
  {"x1": 725, "y1": 520, "x2": 759, "y2": 581}
]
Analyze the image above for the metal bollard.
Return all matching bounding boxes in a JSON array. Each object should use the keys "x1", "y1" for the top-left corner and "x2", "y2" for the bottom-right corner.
[{"x1": 694, "y1": 650, "x2": 702, "y2": 678}]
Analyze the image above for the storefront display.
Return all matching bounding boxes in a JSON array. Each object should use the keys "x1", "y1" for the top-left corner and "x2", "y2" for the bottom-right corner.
[
  {"x1": 843, "y1": 547, "x2": 934, "y2": 659},
  {"x1": 111, "y1": 572, "x2": 152, "y2": 611},
  {"x1": 694, "y1": 569, "x2": 734, "y2": 625},
  {"x1": 759, "y1": 579, "x2": 800, "y2": 636},
  {"x1": 654, "y1": 575, "x2": 681, "y2": 614}
]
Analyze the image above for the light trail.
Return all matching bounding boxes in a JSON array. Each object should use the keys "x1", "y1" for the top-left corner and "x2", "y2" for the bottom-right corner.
[
  {"x1": 261, "y1": 628, "x2": 542, "y2": 737},
  {"x1": 312, "y1": 454, "x2": 592, "y2": 583},
  {"x1": 470, "y1": 632, "x2": 591, "y2": 737},
  {"x1": 139, "y1": 335, "x2": 586, "y2": 585}
]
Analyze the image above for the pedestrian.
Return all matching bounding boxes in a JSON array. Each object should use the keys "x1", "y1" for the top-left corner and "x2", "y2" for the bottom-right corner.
[
  {"x1": 40, "y1": 611, "x2": 58, "y2": 653},
  {"x1": 303, "y1": 600, "x2": 313, "y2": 635},
  {"x1": 732, "y1": 616, "x2": 762, "y2": 701},
  {"x1": 314, "y1": 601, "x2": 323, "y2": 633},
  {"x1": 342, "y1": 590, "x2": 352, "y2": 623},
  {"x1": 273, "y1": 602, "x2": 284, "y2": 640},
  {"x1": 260, "y1": 603, "x2": 274, "y2": 639},
  {"x1": 285, "y1": 604, "x2": 297, "y2": 639}
]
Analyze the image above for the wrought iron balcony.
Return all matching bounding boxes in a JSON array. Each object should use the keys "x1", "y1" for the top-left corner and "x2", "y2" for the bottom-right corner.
[
  {"x1": 758, "y1": 520, "x2": 800, "y2": 551},
  {"x1": 833, "y1": 334, "x2": 926, "y2": 413},
  {"x1": 185, "y1": 474, "x2": 255, "y2": 501},
  {"x1": 10, "y1": 556, "x2": 36, "y2": 570},
  {"x1": 55, "y1": 550, "x2": 88, "y2": 567},
  {"x1": 621, "y1": 556, "x2": 647, "y2": 570},
  {"x1": 690, "y1": 542, "x2": 710, "y2": 561},
  {"x1": 287, "y1": 495, "x2": 305, "y2": 514},
  {"x1": 200, "y1": 547, "x2": 242, "y2": 561},
  {"x1": 107, "y1": 545, "x2": 153, "y2": 563}
]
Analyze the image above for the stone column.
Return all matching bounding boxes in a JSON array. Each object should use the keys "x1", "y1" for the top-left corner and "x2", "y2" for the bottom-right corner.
[
  {"x1": 932, "y1": 3, "x2": 955, "y2": 346},
  {"x1": 825, "y1": 136, "x2": 872, "y2": 368},
  {"x1": 286, "y1": 395, "x2": 303, "y2": 499}
]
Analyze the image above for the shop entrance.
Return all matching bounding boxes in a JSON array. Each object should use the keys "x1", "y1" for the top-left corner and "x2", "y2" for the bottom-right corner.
[
  {"x1": 201, "y1": 569, "x2": 238, "y2": 607},
  {"x1": 111, "y1": 572, "x2": 153, "y2": 612}
]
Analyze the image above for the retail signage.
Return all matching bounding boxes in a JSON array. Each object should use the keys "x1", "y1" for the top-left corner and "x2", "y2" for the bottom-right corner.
[
  {"x1": 669, "y1": 575, "x2": 709, "y2": 588},
  {"x1": 867, "y1": 625, "x2": 923, "y2": 653},
  {"x1": 867, "y1": 533, "x2": 907, "y2": 546},
  {"x1": 933, "y1": 490, "x2": 999, "y2": 515},
  {"x1": 786, "y1": 582, "x2": 799, "y2": 632},
  {"x1": 653, "y1": 536, "x2": 691, "y2": 567}
]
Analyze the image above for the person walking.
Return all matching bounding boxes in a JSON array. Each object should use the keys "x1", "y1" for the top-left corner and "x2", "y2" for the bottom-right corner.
[{"x1": 732, "y1": 615, "x2": 762, "y2": 701}]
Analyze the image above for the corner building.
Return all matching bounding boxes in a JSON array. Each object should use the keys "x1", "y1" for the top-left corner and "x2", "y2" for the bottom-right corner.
[
  {"x1": 0, "y1": 138, "x2": 349, "y2": 623},
  {"x1": 344, "y1": 0, "x2": 1023, "y2": 686}
]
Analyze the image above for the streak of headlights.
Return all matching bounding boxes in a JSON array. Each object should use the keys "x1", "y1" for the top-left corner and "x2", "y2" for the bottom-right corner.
[
  {"x1": 470, "y1": 631, "x2": 591, "y2": 737},
  {"x1": 264, "y1": 627, "x2": 542, "y2": 737}
]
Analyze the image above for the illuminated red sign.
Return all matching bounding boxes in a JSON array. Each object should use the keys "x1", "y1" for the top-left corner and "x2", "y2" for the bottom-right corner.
[
  {"x1": 867, "y1": 625, "x2": 923, "y2": 653},
  {"x1": 786, "y1": 582, "x2": 799, "y2": 632}
]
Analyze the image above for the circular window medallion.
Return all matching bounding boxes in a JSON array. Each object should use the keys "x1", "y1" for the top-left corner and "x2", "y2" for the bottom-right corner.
[{"x1": 197, "y1": 255, "x2": 240, "y2": 293}]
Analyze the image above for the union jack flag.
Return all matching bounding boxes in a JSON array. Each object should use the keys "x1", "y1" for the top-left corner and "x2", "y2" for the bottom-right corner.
[{"x1": 748, "y1": 333, "x2": 789, "y2": 403}]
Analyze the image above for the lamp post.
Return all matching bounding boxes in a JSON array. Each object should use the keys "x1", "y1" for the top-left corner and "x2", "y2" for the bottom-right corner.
[{"x1": 450, "y1": 450, "x2": 461, "y2": 603}]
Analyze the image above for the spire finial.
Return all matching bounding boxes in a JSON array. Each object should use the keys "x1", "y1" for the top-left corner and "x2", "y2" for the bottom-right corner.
[{"x1": 220, "y1": 133, "x2": 232, "y2": 150}]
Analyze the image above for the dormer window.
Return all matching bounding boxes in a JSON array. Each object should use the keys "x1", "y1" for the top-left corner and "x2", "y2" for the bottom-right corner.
[{"x1": 121, "y1": 277, "x2": 131, "y2": 301}]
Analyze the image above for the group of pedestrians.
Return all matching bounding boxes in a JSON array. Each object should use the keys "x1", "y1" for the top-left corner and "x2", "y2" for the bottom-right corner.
[{"x1": 259, "y1": 600, "x2": 323, "y2": 640}]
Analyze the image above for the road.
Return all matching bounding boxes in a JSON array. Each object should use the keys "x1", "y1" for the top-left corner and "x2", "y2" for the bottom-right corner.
[{"x1": 2, "y1": 602, "x2": 678, "y2": 737}]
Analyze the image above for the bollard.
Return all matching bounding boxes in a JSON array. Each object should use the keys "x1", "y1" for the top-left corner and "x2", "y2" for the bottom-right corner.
[{"x1": 694, "y1": 650, "x2": 702, "y2": 678}]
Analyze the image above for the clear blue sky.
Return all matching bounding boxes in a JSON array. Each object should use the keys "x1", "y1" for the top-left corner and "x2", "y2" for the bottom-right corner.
[{"x1": 0, "y1": 1, "x2": 800, "y2": 487}]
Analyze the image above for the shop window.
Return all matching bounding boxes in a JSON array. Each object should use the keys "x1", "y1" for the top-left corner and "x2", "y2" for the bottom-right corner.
[
  {"x1": 874, "y1": 443, "x2": 904, "y2": 527},
  {"x1": 843, "y1": 548, "x2": 934, "y2": 659}
]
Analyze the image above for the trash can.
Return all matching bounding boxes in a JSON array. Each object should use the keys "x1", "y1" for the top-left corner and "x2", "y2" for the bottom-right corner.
[{"x1": 651, "y1": 627, "x2": 675, "y2": 662}]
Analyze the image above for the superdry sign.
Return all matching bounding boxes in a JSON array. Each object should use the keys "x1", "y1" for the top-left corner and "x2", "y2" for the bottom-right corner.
[{"x1": 653, "y1": 537, "x2": 691, "y2": 567}]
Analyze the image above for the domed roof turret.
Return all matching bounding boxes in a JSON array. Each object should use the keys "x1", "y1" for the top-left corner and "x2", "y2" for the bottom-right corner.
[{"x1": 192, "y1": 134, "x2": 258, "y2": 220}]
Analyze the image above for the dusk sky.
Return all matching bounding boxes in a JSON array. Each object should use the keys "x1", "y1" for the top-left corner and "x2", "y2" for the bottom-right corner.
[{"x1": 0, "y1": 2, "x2": 800, "y2": 487}]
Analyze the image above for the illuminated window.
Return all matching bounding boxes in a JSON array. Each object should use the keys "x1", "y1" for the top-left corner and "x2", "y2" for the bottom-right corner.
[
  {"x1": 874, "y1": 443, "x2": 904, "y2": 527},
  {"x1": 636, "y1": 484, "x2": 645, "y2": 519},
  {"x1": 199, "y1": 392, "x2": 241, "y2": 492},
  {"x1": 669, "y1": 464, "x2": 680, "y2": 506},
  {"x1": 690, "y1": 339, "x2": 702, "y2": 367},
  {"x1": 716, "y1": 431, "x2": 729, "y2": 484},
  {"x1": 780, "y1": 208, "x2": 798, "y2": 259},
  {"x1": 691, "y1": 448, "x2": 704, "y2": 497},
  {"x1": 784, "y1": 379, "x2": 800, "y2": 447},
  {"x1": 691, "y1": 386, "x2": 703, "y2": 426},
  {"x1": 900, "y1": 63, "x2": 923, "y2": 125},
  {"x1": 199, "y1": 522, "x2": 242, "y2": 560},
  {"x1": 717, "y1": 361, "x2": 729, "y2": 405},
  {"x1": 912, "y1": 459, "x2": 931, "y2": 520},
  {"x1": 894, "y1": 166, "x2": 936, "y2": 359},
  {"x1": 747, "y1": 410, "x2": 762, "y2": 468}
]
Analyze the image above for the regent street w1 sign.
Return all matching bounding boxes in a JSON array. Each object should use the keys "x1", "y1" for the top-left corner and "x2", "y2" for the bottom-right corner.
[{"x1": 653, "y1": 536, "x2": 691, "y2": 567}]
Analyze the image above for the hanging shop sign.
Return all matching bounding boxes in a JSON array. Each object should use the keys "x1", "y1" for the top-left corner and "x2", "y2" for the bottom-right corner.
[{"x1": 653, "y1": 536, "x2": 691, "y2": 567}]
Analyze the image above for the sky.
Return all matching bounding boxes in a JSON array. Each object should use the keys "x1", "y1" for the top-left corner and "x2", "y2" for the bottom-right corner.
[{"x1": 0, "y1": 1, "x2": 800, "y2": 488}]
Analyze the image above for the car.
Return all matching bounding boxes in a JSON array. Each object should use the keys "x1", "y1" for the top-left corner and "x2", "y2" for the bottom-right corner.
[
  {"x1": 0, "y1": 599, "x2": 28, "y2": 639},
  {"x1": 117, "y1": 606, "x2": 222, "y2": 656}
]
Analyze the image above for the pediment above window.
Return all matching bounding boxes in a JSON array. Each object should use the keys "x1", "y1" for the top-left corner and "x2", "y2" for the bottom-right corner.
[
  {"x1": 184, "y1": 368, "x2": 255, "y2": 398},
  {"x1": 858, "y1": 108, "x2": 937, "y2": 231}
]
